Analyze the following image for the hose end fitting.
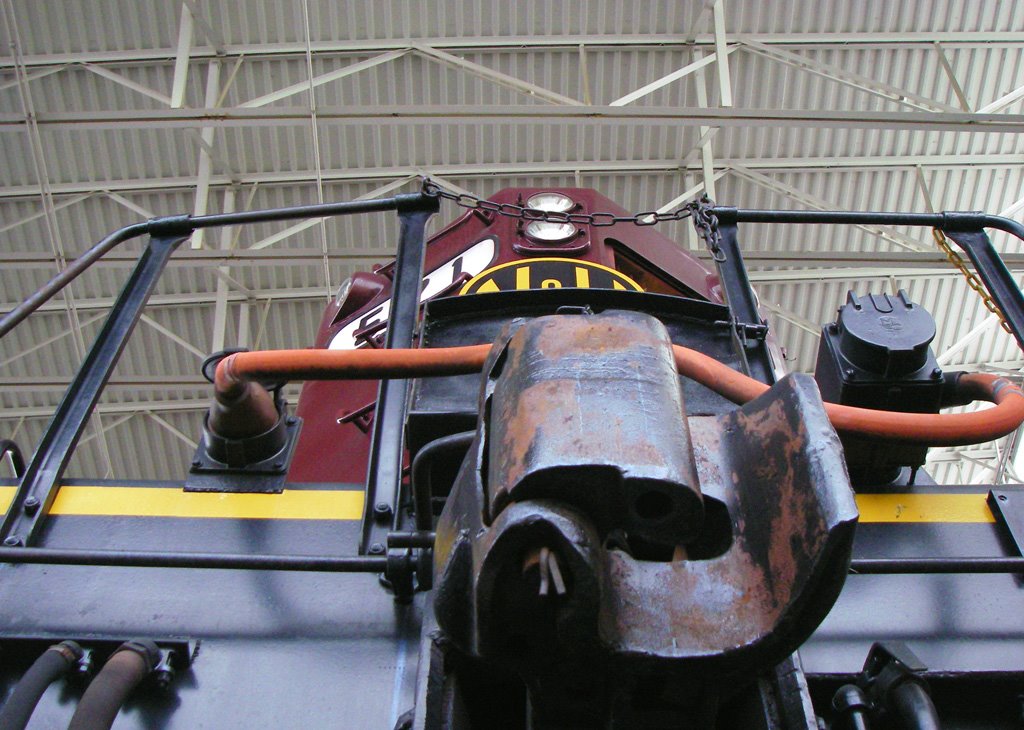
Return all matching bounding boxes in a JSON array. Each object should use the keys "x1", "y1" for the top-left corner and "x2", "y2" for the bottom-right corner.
[
  {"x1": 54, "y1": 640, "x2": 85, "y2": 664},
  {"x1": 116, "y1": 639, "x2": 162, "y2": 673}
]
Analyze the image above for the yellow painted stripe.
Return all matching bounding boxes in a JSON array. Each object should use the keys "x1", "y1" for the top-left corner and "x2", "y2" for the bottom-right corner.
[
  {"x1": 0, "y1": 485, "x2": 363, "y2": 520},
  {"x1": 0, "y1": 486, "x2": 994, "y2": 523},
  {"x1": 856, "y1": 493, "x2": 994, "y2": 523}
]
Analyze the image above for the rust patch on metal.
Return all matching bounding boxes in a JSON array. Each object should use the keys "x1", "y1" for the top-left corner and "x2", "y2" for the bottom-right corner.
[{"x1": 486, "y1": 311, "x2": 704, "y2": 544}]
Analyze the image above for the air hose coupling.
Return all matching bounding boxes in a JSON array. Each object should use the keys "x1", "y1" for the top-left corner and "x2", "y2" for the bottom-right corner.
[{"x1": 199, "y1": 350, "x2": 288, "y2": 469}]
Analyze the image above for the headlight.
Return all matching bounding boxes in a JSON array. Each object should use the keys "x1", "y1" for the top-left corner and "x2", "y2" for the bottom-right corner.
[
  {"x1": 525, "y1": 220, "x2": 577, "y2": 243},
  {"x1": 525, "y1": 193, "x2": 578, "y2": 243},
  {"x1": 334, "y1": 277, "x2": 352, "y2": 306},
  {"x1": 526, "y1": 192, "x2": 575, "y2": 213}
]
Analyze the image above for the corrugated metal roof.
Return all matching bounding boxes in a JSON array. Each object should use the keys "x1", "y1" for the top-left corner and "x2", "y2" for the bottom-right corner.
[{"x1": 2, "y1": 1, "x2": 1023, "y2": 483}]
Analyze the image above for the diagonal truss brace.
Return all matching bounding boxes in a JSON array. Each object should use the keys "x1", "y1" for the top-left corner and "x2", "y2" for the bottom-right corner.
[
  {"x1": 411, "y1": 43, "x2": 583, "y2": 105},
  {"x1": 738, "y1": 37, "x2": 960, "y2": 113},
  {"x1": 239, "y1": 49, "x2": 410, "y2": 108},
  {"x1": 610, "y1": 48, "x2": 737, "y2": 106}
]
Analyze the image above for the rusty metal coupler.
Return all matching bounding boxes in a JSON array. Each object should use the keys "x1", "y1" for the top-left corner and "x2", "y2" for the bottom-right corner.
[{"x1": 432, "y1": 310, "x2": 858, "y2": 727}]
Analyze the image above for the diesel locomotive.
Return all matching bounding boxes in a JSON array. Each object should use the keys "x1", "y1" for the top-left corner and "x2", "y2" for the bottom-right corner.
[{"x1": 1, "y1": 182, "x2": 1023, "y2": 728}]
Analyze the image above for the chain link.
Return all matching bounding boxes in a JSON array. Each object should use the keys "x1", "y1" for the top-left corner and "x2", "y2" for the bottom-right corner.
[
  {"x1": 689, "y1": 195, "x2": 727, "y2": 262},
  {"x1": 421, "y1": 179, "x2": 696, "y2": 227},
  {"x1": 932, "y1": 228, "x2": 1013, "y2": 334}
]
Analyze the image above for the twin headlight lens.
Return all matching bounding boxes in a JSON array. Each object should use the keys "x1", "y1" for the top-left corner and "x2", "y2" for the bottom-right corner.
[{"x1": 524, "y1": 193, "x2": 578, "y2": 244}]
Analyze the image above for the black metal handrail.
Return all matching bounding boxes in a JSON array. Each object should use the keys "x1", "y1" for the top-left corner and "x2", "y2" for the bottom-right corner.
[
  {"x1": 2, "y1": 197, "x2": 1023, "y2": 583},
  {"x1": 0, "y1": 192, "x2": 440, "y2": 562},
  {"x1": 713, "y1": 207, "x2": 1024, "y2": 349}
]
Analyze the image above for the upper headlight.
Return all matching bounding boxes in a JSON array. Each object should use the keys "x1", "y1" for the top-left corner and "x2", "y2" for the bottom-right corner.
[{"x1": 526, "y1": 192, "x2": 575, "y2": 213}]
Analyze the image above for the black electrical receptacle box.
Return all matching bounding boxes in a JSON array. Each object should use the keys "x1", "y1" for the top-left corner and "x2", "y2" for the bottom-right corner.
[{"x1": 814, "y1": 290, "x2": 943, "y2": 486}]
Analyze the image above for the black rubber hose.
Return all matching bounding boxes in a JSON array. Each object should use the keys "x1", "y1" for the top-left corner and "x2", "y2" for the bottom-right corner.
[
  {"x1": 890, "y1": 680, "x2": 941, "y2": 730},
  {"x1": 66, "y1": 640, "x2": 160, "y2": 730},
  {"x1": 0, "y1": 640, "x2": 83, "y2": 730},
  {"x1": 831, "y1": 684, "x2": 871, "y2": 730}
]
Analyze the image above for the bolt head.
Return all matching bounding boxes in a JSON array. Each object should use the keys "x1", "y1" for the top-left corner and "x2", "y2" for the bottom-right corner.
[
  {"x1": 153, "y1": 670, "x2": 174, "y2": 690},
  {"x1": 23, "y1": 496, "x2": 39, "y2": 514},
  {"x1": 3, "y1": 536, "x2": 22, "y2": 547},
  {"x1": 374, "y1": 502, "x2": 392, "y2": 516},
  {"x1": 368, "y1": 543, "x2": 386, "y2": 555}
]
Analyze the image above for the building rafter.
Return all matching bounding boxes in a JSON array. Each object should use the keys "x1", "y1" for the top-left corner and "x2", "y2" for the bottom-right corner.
[
  {"x1": 4, "y1": 32, "x2": 1023, "y2": 71},
  {"x1": 0, "y1": 154, "x2": 1020, "y2": 200}
]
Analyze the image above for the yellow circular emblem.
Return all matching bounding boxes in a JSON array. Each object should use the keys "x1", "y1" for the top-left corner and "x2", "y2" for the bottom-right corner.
[{"x1": 459, "y1": 257, "x2": 643, "y2": 295}]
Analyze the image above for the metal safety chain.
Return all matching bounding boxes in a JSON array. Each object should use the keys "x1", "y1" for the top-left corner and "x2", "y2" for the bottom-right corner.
[
  {"x1": 932, "y1": 228, "x2": 1014, "y2": 334},
  {"x1": 689, "y1": 194, "x2": 728, "y2": 262},
  {"x1": 421, "y1": 179, "x2": 698, "y2": 228}
]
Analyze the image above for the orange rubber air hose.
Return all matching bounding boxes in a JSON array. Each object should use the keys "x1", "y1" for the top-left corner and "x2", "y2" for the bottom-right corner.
[{"x1": 215, "y1": 345, "x2": 1024, "y2": 447}]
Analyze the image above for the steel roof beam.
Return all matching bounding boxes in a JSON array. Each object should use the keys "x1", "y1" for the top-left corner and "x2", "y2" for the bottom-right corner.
[
  {"x1": 692, "y1": 50, "x2": 719, "y2": 199},
  {"x1": 190, "y1": 59, "x2": 221, "y2": 248},
  {"x1": 4, "y1": 105, "x2": 1023, "y2": 133},
  {"x1": 712, "y1": 0, "x2": 733, "y2": 108},
  {"x1": 0, "y1": 155, "x2": 1019, "y2": 198},
  {"x1": 209, "y1": 187, "x2": 235, "y2": 353},
  {"x1": 3, "y1": 33, "x2": 1024, "y2": 69},
  {"x1": 180, "y1": 0, "x2": 224, "y2": 56},
  {"x1": 169, "y1": 2, "x2": 193, "y2": 109}
]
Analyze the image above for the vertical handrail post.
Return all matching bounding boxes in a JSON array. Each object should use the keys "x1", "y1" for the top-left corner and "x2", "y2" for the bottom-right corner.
[
  {"x1": 0, "y1": 234, "x2": 189, "y2": 547},
  {"x1": 360, "y1": 195, "x2": 439, "y2": 561}
]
